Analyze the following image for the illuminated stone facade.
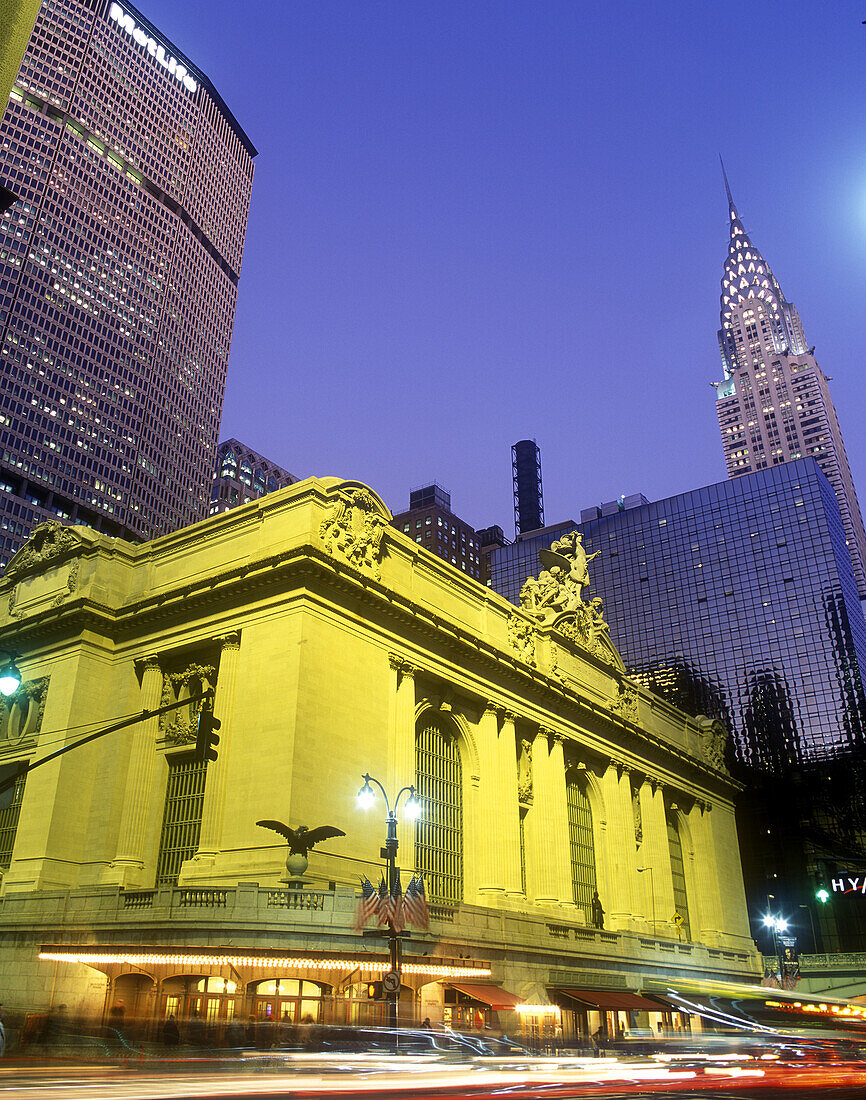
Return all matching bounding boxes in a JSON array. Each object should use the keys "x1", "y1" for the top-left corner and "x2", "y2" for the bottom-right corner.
[
  {"x1": 0, "y1": 0, "x2": 255, "y2": 568},
  {"x1": 0, "y1": 477, "x2": 759, "y2": 1036}
]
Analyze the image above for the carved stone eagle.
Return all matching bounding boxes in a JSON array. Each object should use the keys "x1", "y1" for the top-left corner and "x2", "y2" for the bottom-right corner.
[{"x1": 256, "y1": 820, "x2": 346, "y2": 857}]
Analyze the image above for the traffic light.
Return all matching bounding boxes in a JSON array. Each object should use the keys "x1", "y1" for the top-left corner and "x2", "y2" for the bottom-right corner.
[
  {"x1": 195, "y1": 695, "x2": 221, "y2": 762},
  {"x1": 367, "y1": 982, "x2": 383, "y2": 1000},
  {"x1": 815, "y1": 867, "x2": 830, "y2": 904}
]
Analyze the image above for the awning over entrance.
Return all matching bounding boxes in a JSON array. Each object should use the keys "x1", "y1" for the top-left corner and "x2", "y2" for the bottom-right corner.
[
  {"x1": 558, "y1": 989, "x2": 660, "y2": 1011},
  {"x1": 450, "y1": 983, "x2": 522, "y2": 1010},
  {"x1": 38, "y1": 946, "x2": 491, "y2": 981}
]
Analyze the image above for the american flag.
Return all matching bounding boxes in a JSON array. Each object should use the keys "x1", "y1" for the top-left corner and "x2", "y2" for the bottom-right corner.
[
  {"x1": 377, "y1": 875, "x2": 390, "y2": 925},
  {"x1": 390, "y1": 873, "x2": 405, "y2": 932},
  {"x1": 354, "y1": 876, "x2": 379, "y2": 931},
  {"x1": 404, "y1": 874, "x2": 430, "y2": 930}
]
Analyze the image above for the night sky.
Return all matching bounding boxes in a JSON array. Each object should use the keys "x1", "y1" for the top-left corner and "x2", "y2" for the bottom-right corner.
[{"x1": 142, "y1": 1, "x2": 866, "y2": 535}]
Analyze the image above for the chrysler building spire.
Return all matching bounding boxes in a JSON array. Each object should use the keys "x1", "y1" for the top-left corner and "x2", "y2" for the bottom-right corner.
[{"x1": 713, "y1": 174, "x2": 866, "y2": 598}]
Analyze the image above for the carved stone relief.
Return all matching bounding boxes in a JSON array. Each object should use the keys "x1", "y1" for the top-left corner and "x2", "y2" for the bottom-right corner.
[
  {"x1": 4, "y1": 521, "x2": 83, "y2": 579},
  {"x1": 0, "y1": 677, "x2": 49, "y2": 743},
  {"x1": 696, "y1": 714, "x2": 729, "y2": 773},
  {"x1": 319, "y1": 487, "x2": 388, "y2": 578},
  {"x1": 517, "y1": 738, "x2": 533, "y2": 805},
  {"x1": 611, "y1": 679, "x2": 639, "y2": 723},
  {"x1": 160, "y1": 664, "x2": 217, "y2": 746},
  {"x1": 507, "y1": 611, "x2": 537, "y2": 666},
  {"x1": 632, "y1": 787, "x2": 643, "y2": 849}
]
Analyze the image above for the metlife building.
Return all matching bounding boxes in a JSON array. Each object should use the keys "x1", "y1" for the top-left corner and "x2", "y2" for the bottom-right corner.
[{"x1": 0, "y1": 0, "x2": 256, "y2": 564}]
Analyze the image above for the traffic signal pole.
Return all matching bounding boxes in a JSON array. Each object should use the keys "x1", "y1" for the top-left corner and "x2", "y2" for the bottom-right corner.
[
  {"x1": 383, "y1": 810, "x2": 401, "y2": 1033},
  {"x1": 0, "y1": 688, "x2": 216, "y2": 801}
]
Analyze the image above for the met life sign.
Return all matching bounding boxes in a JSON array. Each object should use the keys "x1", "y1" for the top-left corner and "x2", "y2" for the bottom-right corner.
[{"x1": 109, "y1": 3, "x2": 198, "y2": 94}]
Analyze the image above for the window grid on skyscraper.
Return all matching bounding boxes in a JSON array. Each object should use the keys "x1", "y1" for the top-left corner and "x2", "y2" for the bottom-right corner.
[{"x1": 0, "y1": 0, "x2": 256, "y2": 569}]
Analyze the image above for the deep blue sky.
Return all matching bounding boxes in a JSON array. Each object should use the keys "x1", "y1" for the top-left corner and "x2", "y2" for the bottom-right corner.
[{"x1": 146, "y1": 1, "x2": 866, "y2": 534}]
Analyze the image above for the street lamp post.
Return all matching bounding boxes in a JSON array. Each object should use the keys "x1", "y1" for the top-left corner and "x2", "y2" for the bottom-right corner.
[
  {"x1": 357, "y1": 773, "x2": 421, "y2": 1032},
  {"x1": 0, "y1": 651, "x2": 22, "y2": 697},
  {"x1": 762, "y1": 899, "x2": 789, "y2": 973},
  {"x1": 637, "y1": 866, "x2": 656, "y2": 936},
  {"x1": 798, "y1": 904, "x2": 818, "y2": 955}
]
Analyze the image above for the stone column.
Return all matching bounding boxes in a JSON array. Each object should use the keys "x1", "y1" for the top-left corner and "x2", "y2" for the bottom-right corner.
[
  {"x1": 525, "y1": 729, "x2": 557, "y2": 905},
  {"x1": 393, "y1": 661, "x2": 417, "y2": 794},
  {"x1": 107, "y1": 656, "x2": 163, "y2": 887},
  {"x1": 615, "y1": 766, "x2": 642, "y2": 928},
  {"x1": 196, "y1": 633, "x2": 242, "y2": 858},
  {"x1": 688, "y1": 801, "x2": 722, "y2": 946},
  {"x1": 637, "y1": 778, "x2": 676, "y2": 937},
  {"x1": 600, "y1": 761, "x2": 640, "y2": 930},
  {"x1": 477, "y1": 704, "x2": 505, "y2": 897},
  {"x1": 548, "y1": 732, "x2": 576, "y2": 908},
  {"x1": 499, "y1": 711, "x2": 524, "y2": 897},
  {"x1": 385, "y1": 655, "x2": 401, "y2": 793}
]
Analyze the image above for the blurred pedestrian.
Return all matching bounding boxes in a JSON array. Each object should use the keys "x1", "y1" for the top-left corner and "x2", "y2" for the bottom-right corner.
[
  {"x1": 225, "y1": 1018, "x2": 246, "y2": 1048},
  {"x1": 44, "y1": 1003, "x2": 67, "y2": 1047},
  {"x1": 421, "y1": 1017, "x2": 432, "y2": 1030},
  {"x1": 297, "y1": 1013, "x2": 315, "y2": 1049},
  {"x1": 188, "y1": 1010, "x2": 206, "y2": 1048},
  {"x1": 161, "y1": 1014, "x2": 180, "y2": 1047},
  {"x1": 257, "y1": 1011, "x2": 274, "y2": 1050}
]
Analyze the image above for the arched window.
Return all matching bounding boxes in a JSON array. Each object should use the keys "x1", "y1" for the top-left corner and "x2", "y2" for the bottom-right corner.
[
  {"x1": 666, "y1": 813, "x2": 691, "y2": 940},
  {"x1": 414, "y1": 714, "x2": 463, "y2": 904},
  {"x1": 566, "y1": 778, "x2": 597, "y2": 921}
]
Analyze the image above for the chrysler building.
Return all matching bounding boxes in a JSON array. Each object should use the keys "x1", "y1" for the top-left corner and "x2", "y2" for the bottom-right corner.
[{"x1": 713, "y1": 171, "x2": 866, "y2": 599}]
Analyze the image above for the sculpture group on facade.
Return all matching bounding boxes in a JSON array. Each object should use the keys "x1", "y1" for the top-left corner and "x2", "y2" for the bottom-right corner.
[
  {"x1": 319, "y1": 487, "x2": 388, "y2": 578},
  {"x1": 515, "y1": 531, "x2": 613, "y2": 658},
  {"x1": 519, "y1": 531, "x2": 601, "y2": 616}
]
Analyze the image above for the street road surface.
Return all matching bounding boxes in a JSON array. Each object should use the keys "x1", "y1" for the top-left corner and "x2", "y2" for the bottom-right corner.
[{"x1": 4, "y1": 1058, "x2": 866, "y2": 1100}]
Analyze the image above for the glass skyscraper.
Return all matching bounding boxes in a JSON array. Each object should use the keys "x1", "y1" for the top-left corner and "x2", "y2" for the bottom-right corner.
[
  {"x1": 491, "y1": 460, "x2": 866, "y2": 948},
  {"x1": 0, "y1": 0, "x2": 255, "y2": 567},
  {"x1": 490, "y1": 459, "x2": 866, "y2": 772}
]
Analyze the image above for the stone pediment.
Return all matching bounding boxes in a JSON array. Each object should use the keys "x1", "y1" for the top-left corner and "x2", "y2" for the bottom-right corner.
[
  {"x1": 4, "y1": 521, "x2": 89, "y2": 580},
  {"x1": 4, "y1": 522, "x2": 98, "y2": 619}
]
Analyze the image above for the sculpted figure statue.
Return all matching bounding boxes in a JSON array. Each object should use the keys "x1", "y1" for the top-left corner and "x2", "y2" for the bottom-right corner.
[
  {"x1": 519, "y1": 531, "x2": 601, "y2": 623},
  {"x1": 587, "y1": 597, "x2": 610, "y2": 649},
  {"x1": 519, "y1": 575, "x2": 542, "y2": 613},
  {"x1": 550, "y1": 531, "x2": 601, "y2": 604}
]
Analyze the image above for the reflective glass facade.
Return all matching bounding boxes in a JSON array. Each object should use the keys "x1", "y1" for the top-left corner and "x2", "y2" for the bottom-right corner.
[
  {"x1": 0, "y1": 0, "x2": 255, "y2": 567},
  {"x1": 490, "y1": 459, "x2": 866, "y2": 772}
]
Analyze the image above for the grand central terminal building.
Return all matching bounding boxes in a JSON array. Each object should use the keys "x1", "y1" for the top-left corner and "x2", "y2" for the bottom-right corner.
[{"x1": 0, "y1": 476, "x2": 761, "y2": 1044}]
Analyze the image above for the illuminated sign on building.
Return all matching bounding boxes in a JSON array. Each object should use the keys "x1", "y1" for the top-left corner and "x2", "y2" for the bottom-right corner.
[
  {"x1": 831, "y1": 876, "x2": 866, "y2": 895},
  {"x1": 108, "y1": 3, "x2": 198, "y2": 94}
]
